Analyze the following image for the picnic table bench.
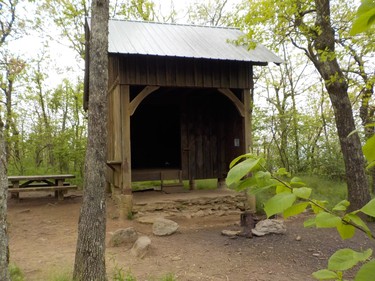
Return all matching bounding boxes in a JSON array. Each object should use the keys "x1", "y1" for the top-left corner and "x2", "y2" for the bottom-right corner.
[{"x1": 8, "y1": 174, "x2": 77, "y2": 201}]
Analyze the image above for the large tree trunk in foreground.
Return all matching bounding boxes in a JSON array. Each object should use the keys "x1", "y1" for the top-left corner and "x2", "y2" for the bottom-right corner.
[
  {"x1": 313, "y1": 0, "x2": 370, "y2": 210},
  {"x1": 73, "y1": 0, "x2": 109, "y2": 280},
  {"x1": 0, "y1": 121, "x2": 10, "y2": 281}
]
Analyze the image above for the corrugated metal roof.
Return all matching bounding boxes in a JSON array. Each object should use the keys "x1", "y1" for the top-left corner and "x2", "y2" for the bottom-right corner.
[{"x1": 108, "y1": 20, "x2": 283, "y2": 64}]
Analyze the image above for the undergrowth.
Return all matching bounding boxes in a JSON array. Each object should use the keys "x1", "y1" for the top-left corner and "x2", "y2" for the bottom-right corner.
[{"x1": 253, "y1": 174, "x2": 347, "y2": 213}]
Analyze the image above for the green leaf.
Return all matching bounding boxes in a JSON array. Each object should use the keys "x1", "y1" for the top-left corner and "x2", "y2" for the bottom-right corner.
[
  {"x1": 351, "y1": 9, "x2": 375, "y2": 35},
  {"x1": 293, "y1": 187, "x2": 312, "y2": 199},
  {"x1": 315, "y1": 212, "x2": 341, "y2": 228},
  {"x1": 232, "y1": 177, "x2": 257, "y2": 192},
  {"x1": 304, "y1": 217, "x2": 316, "y2": 228},
  {"x1": 328, "y1": 248, "x2": 372, "y2": 271},
  {"x1": 345, "y1": 213, "x2": 372, "y2": 237},
  {"x1": 264, "y1": 192, "x2": 297, "y2": 218},
  {"x1": 355, "y1": 259, "x2": 375, "y2": 281},
  {"x1": 311, "y1": 199, "x2": 327, "y2": 214},
  {"x1": 255, "y1": 171, "x2": 272, "y2": 186},
  {"x1": 367, "y1": 160, "x2": 375, "y2": 169},
  {"x1": 226, "y1": 157, "x2": 263, "y2": 186},
  {"x1": 336, "y1": 221, "x2": 355, "y2": 240},
  {"x1": 350, "y1": 1, "x2": 375, "y2": 35},
  {"x1": 276, "y1": 184, "x2": 290, "y2": 194},
  {"x1": 247, "y1": 184, "x2": 275, "y2": 195},
  {"x1": 363, "y1": 135, "x2": 375, "y2": 169},
  {"x1": 276, "y1": 167, "x2": 290, "y2": 176},
  {"x1": 333, "y1": 200, "x2": 350, "y2": 212},
  {"x1": 312, "y1": 269, "x2": 338, "y2": 280},
  {"x1": 360, "y1": 198, "x2": 375, "y2": 217},
  {"x1": 290, "y1": 177, "x2": 306, "y2": 188},
  {"x1": 228, "y1": 153, "x2": 256, "y2": 168},
  {"x1": 283, "y1": 202, "x2": 309, "y2": 219}
]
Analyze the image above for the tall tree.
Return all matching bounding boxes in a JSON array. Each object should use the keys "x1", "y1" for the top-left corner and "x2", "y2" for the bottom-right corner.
[
  {"x1": 0, "y1": 53, "x2": 26, "y2": 163},
  {"x1": 188, "y1": 0, "x2": 231, "y2": 26},
  {"x1": 0, "y1": 117, "x2": 9, "y2": 281},
  {"x1": 73, "y1": 0, "x2": 109, "y2": 280},
  {"x1": 38, "y1": 0, "x2": 89, "y2": 59},
  {"x1": 241, "y1": 0, "x2": 371, "y2": 210},
  {"x1": 0, "y1": 0, "x2": 21, "y2": 279}
]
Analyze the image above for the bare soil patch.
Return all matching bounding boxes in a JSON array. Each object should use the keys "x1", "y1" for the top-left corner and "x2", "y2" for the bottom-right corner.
[{"x1": 8, "y1": 190, "x2": 375, "y2": 281}]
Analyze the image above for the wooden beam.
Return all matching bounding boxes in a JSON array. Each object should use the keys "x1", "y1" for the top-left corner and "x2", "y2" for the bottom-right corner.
[
  {"x1": 120, "y1": 85, "x2": 132, "y2": 195},
  {"x1": 113, "y1": 85, "x2": 122, "y2": 160},
  {"x1": 242, "y1": 88, "x2": 256, "y2": 213},
  {"x1": 217, "y1": 88, "x2": 245, "y2": 117},
  {"x1": 129, "y1": 85, "x2": 160, "y2": 116},
  {"x1": 108, "y1": 75, "x2": 120, "y2": 95},
  {"x1": 243, "y1": 88, "x2": 252, "y2": 152}
]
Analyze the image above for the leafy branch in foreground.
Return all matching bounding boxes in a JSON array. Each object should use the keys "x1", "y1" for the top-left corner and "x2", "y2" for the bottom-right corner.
[{"x1": 225, "y1": 154, "x2": 375, "y2": 281}]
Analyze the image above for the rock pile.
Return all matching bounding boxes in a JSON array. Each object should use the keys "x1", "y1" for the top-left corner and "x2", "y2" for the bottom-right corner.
[
  {"x1": 109, "y1": 218, "x2": 180, "y2": 258},
  {"x1": 133, "y1": 193, "x2": 246, "y2": 218}
]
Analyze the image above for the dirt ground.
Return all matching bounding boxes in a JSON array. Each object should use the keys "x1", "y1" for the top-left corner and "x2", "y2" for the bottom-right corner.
[{"x1": 7, "y1": 190, "x2": 375, "y2": 281}]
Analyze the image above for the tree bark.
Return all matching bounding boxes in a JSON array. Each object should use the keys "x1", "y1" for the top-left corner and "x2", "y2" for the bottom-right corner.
[
  {"x1": 0, "y1": 120, "x2": 10, "y2": 281},
  {"x1": 312, "y1": 0, "x2": 370, "y2": 210},
  {"x1": 73, "y1": 0, "x2": 109, "y2": 280}
]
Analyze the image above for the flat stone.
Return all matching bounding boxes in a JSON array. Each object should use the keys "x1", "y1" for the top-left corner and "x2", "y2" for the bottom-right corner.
[
  {"x1": 131, "y1": 236, "x2": 151, "y2": 258},
  {"x1": 193, "y1": 210, "x2": 206, "y2": 217},
  {"x1": 221, "y1": 230, "x2": 241, "y2": 237},
  {"x1": 136, "y1": 215, "x2": 165, "y2": 224},
  {"x1": 251, "y1": 219, "x2": 286, "y2": 236},
  {"x1": 152, "y1": 218, "x2": 179, "y2": 236},
  {"x1": 171, "y1": 256, "x2": 182, "y2": 261}
]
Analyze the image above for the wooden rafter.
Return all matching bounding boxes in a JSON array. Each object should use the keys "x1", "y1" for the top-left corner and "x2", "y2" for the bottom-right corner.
[
  {"x1": 129, "y1": 86, "x2": 160, "y2": 116},
  {"x1": 217, "y1": 88, "x2": 245, "y2": 117}
]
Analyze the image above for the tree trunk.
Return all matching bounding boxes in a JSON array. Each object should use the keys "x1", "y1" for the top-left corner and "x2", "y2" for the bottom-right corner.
[
  {"x1": 312, "y1": 0, "x2": 370, "y2": 210},
  {"x1": 73, "y1": 0, "x2": 109, "y2": 280},
  {"x1": 0, "y1": 120, "x2": 10, "y2": 281}
]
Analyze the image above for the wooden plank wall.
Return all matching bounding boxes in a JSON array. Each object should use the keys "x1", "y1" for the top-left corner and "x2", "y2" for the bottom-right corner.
[
  {"x1": 112, "y1": 55, "x2": 252, "y2": 89},
  {"x1": 182, "y1": 90, "x2": 244, "y2": 179}
]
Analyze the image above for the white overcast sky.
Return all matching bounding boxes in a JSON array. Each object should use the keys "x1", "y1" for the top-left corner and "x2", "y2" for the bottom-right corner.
[{"x1": 8, "y1": 0, "x2": 242, "y2": 88}]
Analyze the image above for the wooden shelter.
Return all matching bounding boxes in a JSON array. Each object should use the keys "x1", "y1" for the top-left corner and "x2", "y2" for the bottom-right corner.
[{"x1": 84, "y1": 20, "x2": 282, "y2": 197}]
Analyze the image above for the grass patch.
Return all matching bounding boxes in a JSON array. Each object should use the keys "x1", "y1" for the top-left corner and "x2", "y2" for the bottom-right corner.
[
  {"x1": 159, "y1": 273, "x2": 177, "y2": 281},
  {"x1": 112, "y1": 266, "x2": 176, "y2": 281},
  {"x1": 132, "y1": 181, "x2": 161, "y2": 191},
  {"x1": 301, "y1": 175, "x2": 347, "y2": 209},
  {"x1": 45, "y1": 267, "x2": 73, "y2": 281},
  {"x1": 253, "y1": 174, "x2": 347, "y2": 213},
  {"x1": 184, "y1": 179, "x2": 218, "y2": 190},
  {"x1": 132, "y1": 178, "x2": 219, "y2": 191},
  {"x1": 48, "y1": 274, "x2": 72, "y2": 281},
  {"x1": 9, "y1": 263, "x2": 24, "y2": 281}
]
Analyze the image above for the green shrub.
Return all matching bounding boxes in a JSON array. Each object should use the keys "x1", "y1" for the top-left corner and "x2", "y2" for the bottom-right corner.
[{"x1": 112, "y1": 266, "x2": 137, "y2": 281}]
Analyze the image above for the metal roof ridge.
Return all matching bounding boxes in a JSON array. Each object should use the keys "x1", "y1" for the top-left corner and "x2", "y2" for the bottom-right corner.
[{"x1": 109, "y1": 18, "x2": 240, "y2": 31}]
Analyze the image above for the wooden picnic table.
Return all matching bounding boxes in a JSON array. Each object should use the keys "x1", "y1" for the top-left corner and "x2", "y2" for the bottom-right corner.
[{"x1": 8, "y1": 174, "x2": 77, "y2": 201}]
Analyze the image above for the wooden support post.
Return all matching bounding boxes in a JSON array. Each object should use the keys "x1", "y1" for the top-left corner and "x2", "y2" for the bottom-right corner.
[
  {"x1": 109, "y1": 84, "x2": 122, "y2": 194},
  {"x1": 189, "y1": 179, "x2": 196, "y2": 190},
  {"x1": 120, "y1": 84, "x2": 132, "y2": 194},
  {"x1": 239, "y1": 211, "x2": 255, "y2": 238},
  {"x1": 217, "y1": 178, "x2": 227, "y2": 189},
  {"x1": 118, "y1": 84, "x2": 133, "y2": 218},
  {"x1": 11, "y1": 181, "x2": 20, "y2": 199},
  {"x1": 243, "y1": 88, "x2": 256, "y2": 213},
  {"x1": 55, "y1": 178, "x2": 64, "y2": 200}
]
